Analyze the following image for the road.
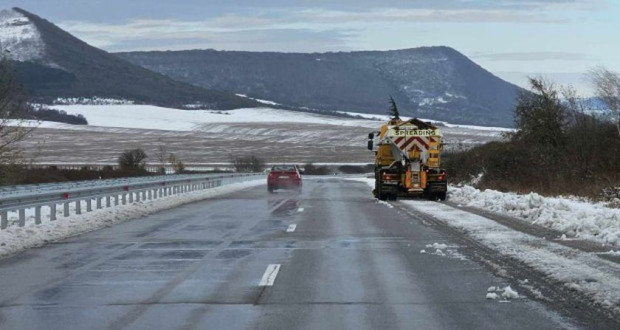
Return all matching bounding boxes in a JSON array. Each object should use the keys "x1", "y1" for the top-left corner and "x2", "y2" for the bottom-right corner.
[{"x1": 0, "y1": 178, "x2": 585, "y2": 329}]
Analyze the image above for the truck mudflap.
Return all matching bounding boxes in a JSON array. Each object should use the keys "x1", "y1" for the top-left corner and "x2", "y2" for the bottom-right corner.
[{"x1": 426, "y1": 181, "x2": 447, "y2": 193}]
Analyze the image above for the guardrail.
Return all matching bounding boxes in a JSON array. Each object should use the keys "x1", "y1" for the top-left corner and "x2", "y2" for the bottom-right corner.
[{"x1": 0, "y1": 173, "x2": 264, "y2": 230}]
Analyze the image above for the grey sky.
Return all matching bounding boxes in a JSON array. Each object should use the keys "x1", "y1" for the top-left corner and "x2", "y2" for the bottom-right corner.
[{"x1": 3, "y1": 0, "x2": 617, "y2": 93}]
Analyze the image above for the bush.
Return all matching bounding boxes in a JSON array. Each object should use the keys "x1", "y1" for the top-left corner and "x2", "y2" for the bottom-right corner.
[
  {"x1": 303, "y1": 163, "x2": 331, "y2": 175},
  {"x1": 118, "y1": 148, "x2": 148, "y2": 170},
  {"x1": 232, "y1": 155, "x2": 264, "y2": 173},
  {"x1": 444, "y1": 78, "x2": 620, "y2": 198}
]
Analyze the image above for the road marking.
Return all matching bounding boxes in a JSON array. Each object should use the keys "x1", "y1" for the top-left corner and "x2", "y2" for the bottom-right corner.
[
  {"x1": 259, "y1": 264, "x2": 281, "y2": 286},
  {"x1": 297, "y1": 208, "x2": 304, "y2": 212},
  {"x1": 286, "y1": 224, "x2": 297, "y2": 232}
]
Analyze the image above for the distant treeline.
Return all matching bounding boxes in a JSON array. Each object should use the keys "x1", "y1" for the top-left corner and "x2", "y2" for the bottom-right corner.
[
  {"x1": 28, "y1": 106, "x2": 88, "y2": 125},
  {"x1": 444, "y1": 78, "x2": 620, "y2": 198}
]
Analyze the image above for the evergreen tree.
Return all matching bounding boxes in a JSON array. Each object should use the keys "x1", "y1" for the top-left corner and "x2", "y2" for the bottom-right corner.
[{"x1": 388, "y1": 95, "x2": 400, "y2": 120}]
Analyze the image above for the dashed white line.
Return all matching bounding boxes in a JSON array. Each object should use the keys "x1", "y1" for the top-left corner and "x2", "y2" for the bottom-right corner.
[
  {"x1": 259, "y1": 264, "x2": 281, "y2": 286},
  {"x1": 286, "y1": 224, "x2": 297, "y2": 232},
  {"x1": 297, "y1": 208, "x2": 304, "y2": 213}
]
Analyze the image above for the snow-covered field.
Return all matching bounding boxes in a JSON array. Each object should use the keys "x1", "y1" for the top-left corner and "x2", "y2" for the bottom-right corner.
[
  {"x1": 17, "y1": 104, "x2": 508, "y2": 164},
  {"x1": 0, "y1": 179, "x2": 264, "y2": 259},
  {"x1": 347, "y1": 177, "x2": 620, "y2": 311},
  {"x1": 51, "y1": 105, "x2": 379, "y2": 130}
]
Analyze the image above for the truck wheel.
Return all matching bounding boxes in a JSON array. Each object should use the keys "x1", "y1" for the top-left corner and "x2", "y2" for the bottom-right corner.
[
  {"x1": 388, "y1": 194, "x2": 398, "y2": 201},
  {"x1": 268, "y1": 186, "x2": 274, "y2": 193},
  {"x1": 438, "y1": 192, "x2": 447, "y2": 201},
  {"x1": 379, "y1": 194, "x2": 388, "y2": 201}
]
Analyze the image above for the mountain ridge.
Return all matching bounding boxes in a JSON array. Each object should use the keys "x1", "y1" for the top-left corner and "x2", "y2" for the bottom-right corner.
[
  {"x1": 0, "y1": 7, "x2": 259, "y2": 109},
  {"x1": 117, "y1": 46, "x2": 523, "y2": 126}
]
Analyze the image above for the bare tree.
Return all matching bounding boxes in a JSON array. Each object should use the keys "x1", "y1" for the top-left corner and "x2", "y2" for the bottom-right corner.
[
  {"x1": 155, "y1": 139, "x2": 168, "y2": 174},
  {"x1": 588, "y1": 66, "x2": 620, "y2": 136},
  {"x1": 0, "y1": 58, "x2": 34, "y2": 166},
  {"x1": 167, "y1": 153, "x2": 185, "y2": 173},
  {"x1": 118, "y1": 148, "x2": 148, "y2": 170},
  {"x1": 560, "y1": 84, "x2": 583, "y2": 124}
]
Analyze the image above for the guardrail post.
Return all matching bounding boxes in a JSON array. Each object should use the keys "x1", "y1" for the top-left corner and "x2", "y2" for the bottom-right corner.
[
  {"x1": 122, "y1": 194, "x2": 127, "y2": 205},
  {"x1": 135, "y1": 192, "x2": 140, "y2": 202},
  {"x1": 1, "y1": 210, "x2": 8, "y2": 229},
  {"x1": 35, "y1": 206, "x2": 42, "y2": 225},
  {"x1": 64, "y1": 202, "x2": 70, "y2": 217},
  {"x1": 115, "y1": 195, "x2": 119, "y2": 206},
  {"x1": 129, "y1": 192, "x2": 134, "y2": 203},
  {"x1": 86, "y1": 199, "x2": 92, "y2": 212},
  {"x1": 76, "y1": 200, "x2": 82, "y2": 215},
  {"x1": 50, "y1": 204, "x2": 57, "y2": 221},
  {"x1": 18, "y1": 209, "x2": 26, "y2": 227},
  {"x1": 96, "y1": 197, "x2": 102, "y2": 209},
  {"x1": 106, "y1": 196, "x2": 111, "y2": 207}
]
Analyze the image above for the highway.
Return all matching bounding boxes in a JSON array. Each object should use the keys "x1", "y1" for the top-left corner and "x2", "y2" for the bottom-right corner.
[{"x1": 0, "y1": 178, "x2": 596, "y2": 329}]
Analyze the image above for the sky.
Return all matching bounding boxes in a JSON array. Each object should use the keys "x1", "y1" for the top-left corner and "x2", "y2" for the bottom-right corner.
[{"x1": 3, "y1": 0, "x2": 619, "y2": 94}]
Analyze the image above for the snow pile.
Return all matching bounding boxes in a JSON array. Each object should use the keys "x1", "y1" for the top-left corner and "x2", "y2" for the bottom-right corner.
[
  {"x1": 449, "y1": 185, "x2": 620, "y2": 246},
  {"x1": 0, "y1": 9, "x2": 45, "y2": 62},
  {"x1": 420, "y1": 242, "x2": 466, "y2": 260},
  {"x1": 404, "y1": 201, "x2": 620, "y2": 312},
  {"x1": 486, "y1": 292, "x2": 498, "y2": 300},
  {"x1": 0, "y1": 179, "x2": 263, "y2": 259},
  {"x1": 486, "y1": 286, "x2": 520, "y2": 300}
]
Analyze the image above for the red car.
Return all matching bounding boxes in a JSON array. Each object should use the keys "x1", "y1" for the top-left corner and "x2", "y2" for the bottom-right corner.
[{"x1": 268, "y1": 165, "x2": 302, "y2": 192}]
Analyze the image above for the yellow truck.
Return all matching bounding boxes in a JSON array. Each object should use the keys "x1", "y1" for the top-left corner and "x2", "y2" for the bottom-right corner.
[{"x1": 367, "y1": 117, "x2": 447, "y2": 201}]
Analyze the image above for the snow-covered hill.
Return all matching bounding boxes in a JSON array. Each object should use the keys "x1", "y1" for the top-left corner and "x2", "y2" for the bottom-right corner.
[{"x1": 0, "y1": 8, "x2": 45, "y2": 62}]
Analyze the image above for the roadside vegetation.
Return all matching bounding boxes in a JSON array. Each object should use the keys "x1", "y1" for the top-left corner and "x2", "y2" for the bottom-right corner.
[{"x1": 445, "y1": 74, "x2": 620, "y2": 199}]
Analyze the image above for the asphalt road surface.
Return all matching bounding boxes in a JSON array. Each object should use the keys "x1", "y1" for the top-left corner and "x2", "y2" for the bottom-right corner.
[{"x1": 0, "y1": 178, "x2": 583, "y2": 329}]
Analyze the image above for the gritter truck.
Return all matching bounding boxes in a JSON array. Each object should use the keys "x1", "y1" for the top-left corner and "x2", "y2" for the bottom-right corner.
[{"x1": 367, "y1": 117, "x2": 447, "y2": 201}]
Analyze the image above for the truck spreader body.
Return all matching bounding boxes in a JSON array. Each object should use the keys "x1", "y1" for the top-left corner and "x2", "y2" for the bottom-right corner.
[{"x1": 368, "y1": 118, "x2": 447, "y2": 201}]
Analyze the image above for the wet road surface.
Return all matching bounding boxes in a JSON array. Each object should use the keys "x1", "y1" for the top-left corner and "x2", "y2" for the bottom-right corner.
[{"x1": 0, "y1": 178, "x2": 577, "y2": 329}]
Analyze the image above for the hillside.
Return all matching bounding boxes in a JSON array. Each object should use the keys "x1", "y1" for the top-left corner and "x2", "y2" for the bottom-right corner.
[
  {"x1": 117, "y1": 47, "x2": 523, "y2": 127},
  {"x1": 0, "y1": 8, "x2": 259, "y2": 109}
]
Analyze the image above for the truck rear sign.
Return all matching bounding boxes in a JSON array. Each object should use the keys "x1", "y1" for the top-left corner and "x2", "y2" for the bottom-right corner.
[{"x1": 389, "y1": 128, "x2": 439, "y2": 137}]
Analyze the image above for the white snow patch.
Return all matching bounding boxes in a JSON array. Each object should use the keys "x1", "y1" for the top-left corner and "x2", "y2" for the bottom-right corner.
[
  {"x1": 501, "y1": 286, "x2": 520, "y2": 299},
  {"x1": 376, "y1": 200, "x2": 394, "y2": 208},
  {"x1": 235, "y1": 93, "x2": 280, "y2": 106},
  {"x1": 449, "y1": 185, "x2": 620, "y2": 246},
  {"x1": 0, "y1": 179, "x2": 263, "y2": 259},
  {"x1": 426, "y1": 242, "x2": 448, "y2": 250},
  {"x1": 46, "y1": 105, "x2": 380, "y2": 131},
  {"x1": 486, "y1": 292, "x2": 498, "y2": 299},
  {"x1": 0, "y1": 9, "x2": 45, "y2": 62}
]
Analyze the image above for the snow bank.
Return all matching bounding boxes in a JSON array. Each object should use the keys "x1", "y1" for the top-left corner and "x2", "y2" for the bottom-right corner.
[
  {"x1": 0, "y1": 180, "x2": 263, "y2": 259},
  {"x1": 449, "y1": 185, "x2": 620, "y2": 246},
  {"x1": 403, "y1": 201, "x2": 620, "y2": 312}
]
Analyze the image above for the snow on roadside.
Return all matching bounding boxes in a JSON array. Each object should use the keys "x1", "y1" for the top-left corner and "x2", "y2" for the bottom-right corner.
[
  {"x1": 449, "y1": 185, "x2": 620, "y2": 247},
  {"x1": 403, "y1": 201, "x2": 620, "y2": 312},
  {"x1": 0, "y1": 180, "x2": 263, "y2": 259}
]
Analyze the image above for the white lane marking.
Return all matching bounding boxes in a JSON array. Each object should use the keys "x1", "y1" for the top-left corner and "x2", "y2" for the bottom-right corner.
[
  {"x1": 259, "y1": 264, "x2": 281, "y2": 286},
  {"x1": 297, "y1": 208, "x2": 304, "y2": 213},
  {"x1": 286, "y1": 224, "x2": 297, "y2": 232}
]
